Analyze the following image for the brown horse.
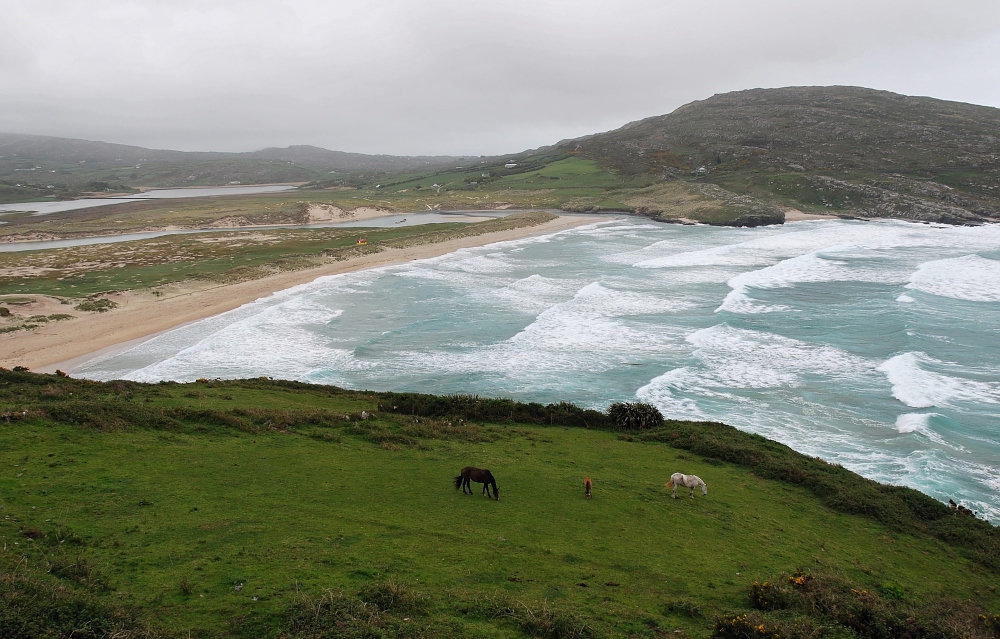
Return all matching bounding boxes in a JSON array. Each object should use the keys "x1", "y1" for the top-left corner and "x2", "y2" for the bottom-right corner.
[
  {"x1": 584, "y1": 476, "x2": 592, "y2": 499},
  {"x1": 454, "y1": 467, "x2": 499, "y2": 500}
]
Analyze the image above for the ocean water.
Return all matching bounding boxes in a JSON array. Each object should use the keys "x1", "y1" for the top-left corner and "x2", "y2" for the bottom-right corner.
[{"x1": 76, "y1": 219, "x2": 1000, "y2": 520}]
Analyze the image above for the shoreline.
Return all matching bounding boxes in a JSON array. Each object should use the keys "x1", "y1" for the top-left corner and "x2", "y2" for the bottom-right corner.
[{"x1": 1, "y1": 214, "x2": 608, "y2": 373}]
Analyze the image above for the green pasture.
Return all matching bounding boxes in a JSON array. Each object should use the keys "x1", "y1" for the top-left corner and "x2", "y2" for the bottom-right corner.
[{"x1": 1, "y1": 373, "x2": 997, "y2": 638}]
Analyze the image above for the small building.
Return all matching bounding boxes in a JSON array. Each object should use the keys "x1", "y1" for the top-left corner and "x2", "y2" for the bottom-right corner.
[
  {"x1": 504, "y1": 163, "x2": 518, "y2": 169},
  {"x1": 356, "y1": 238, "x2": 367, "y2": 245}
]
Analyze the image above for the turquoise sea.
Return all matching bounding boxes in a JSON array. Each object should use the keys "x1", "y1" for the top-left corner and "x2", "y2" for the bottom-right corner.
[{"x1": 76, "y1": 219, "x2": 1000, "y2": 520}]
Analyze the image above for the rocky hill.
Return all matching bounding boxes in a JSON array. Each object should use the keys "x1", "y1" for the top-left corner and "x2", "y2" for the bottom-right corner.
[{"x1": 564, "y1": 86, "x2": 1000, "y2": 224}]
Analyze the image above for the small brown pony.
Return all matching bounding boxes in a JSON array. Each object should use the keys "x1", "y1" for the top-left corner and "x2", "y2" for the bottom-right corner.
[
  {"x1": 454, "y1": 466, "x2": 499, "y2": 500},
  {"x1": 584, "y1": 477, "x2": 592, "y2": 499}
]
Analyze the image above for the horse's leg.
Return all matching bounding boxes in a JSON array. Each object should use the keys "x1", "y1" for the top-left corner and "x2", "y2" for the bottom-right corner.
[
  {"x1": 462, "y1": 477, "x2": 470, "y2": 494},
  {"x1": 690, "y1": 486, "x2": 695, "y2": 499}
]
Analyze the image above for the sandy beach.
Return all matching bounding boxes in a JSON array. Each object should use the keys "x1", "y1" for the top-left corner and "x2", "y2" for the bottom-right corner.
[
  {"x1": 1, "y1": 214, "x2": 605, "y2": 373},
  {"x1": 784, "y1": 208, "x2": 839, "y2": 221}
]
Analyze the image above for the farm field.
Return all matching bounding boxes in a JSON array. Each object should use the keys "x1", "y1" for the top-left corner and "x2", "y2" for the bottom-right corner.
[{"x1": 1, "y1": 372, "x2": 998, "y2": 638}]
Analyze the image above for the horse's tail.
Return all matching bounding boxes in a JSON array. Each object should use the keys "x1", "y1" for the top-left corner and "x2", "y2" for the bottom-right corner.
[
  {"x1": 454, "y1": 475, "x2": 464, "y2": 490},
  {"x1": 665, "y1": 481, "x2": 674, "y2": 490}
]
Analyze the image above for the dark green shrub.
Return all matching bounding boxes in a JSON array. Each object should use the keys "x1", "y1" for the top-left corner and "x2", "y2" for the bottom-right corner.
[
  {"x1": 981, "y1": 613, "x2": 1000, "y2": 635},
  {"x1": 879, "y1": 582, "x2": 905, "y2": 600},
  {"x1": 606, "y1": 401, "x2": 663, "y2": 430},
  {"x1": 378, "y1": 392, "x2": 609, "y2": 428},
  {"x1": 749, "y1": 581, "x2": 785, "y2": 611},
  {"x1": 713, "y1": 612, "x2": 784, "y2": 639},
  {"x1": 73, "y1": 298, "x2": 118, "y2": 313}
]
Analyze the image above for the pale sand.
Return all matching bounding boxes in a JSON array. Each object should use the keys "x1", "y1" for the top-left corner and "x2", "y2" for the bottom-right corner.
[
  {"x1": 784, "y1": 208, "x2": 839, "y2": 221},
  {"x1": 1, "y1": 214, "x2": 606, "y2": 373}
]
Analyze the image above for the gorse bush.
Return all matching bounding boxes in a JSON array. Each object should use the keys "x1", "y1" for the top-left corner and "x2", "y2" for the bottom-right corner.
[
  {"x1": 749, "y1": 581, "x2": 785, "y2": 611},
  {"x1": 713, "y1": 613, "x2": 788, "y2": 639},
  {"x1": 607, "y1": 401, "x2": 663, "y2": 430},
  {"x1": 724, "y1": 571, "x2": 1000, "y2": 639}
]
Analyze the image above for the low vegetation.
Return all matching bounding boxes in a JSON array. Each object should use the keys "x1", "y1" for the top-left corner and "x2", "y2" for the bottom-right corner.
[
  {"x1": 1, "y1": 370, "x2": 997, "y2": 638},
  {"x1": 0, "y1": 211, "x2": 556, "y2": 298}
]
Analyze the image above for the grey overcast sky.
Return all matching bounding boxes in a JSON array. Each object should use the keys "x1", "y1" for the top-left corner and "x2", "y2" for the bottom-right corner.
[{"x1": 2, "y1": 0, "x2": 999, "y2": 155}]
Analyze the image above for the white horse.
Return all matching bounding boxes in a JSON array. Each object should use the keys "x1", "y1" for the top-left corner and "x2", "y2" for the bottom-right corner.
[{"x1": 666, "y1": 473, "x2": 707, "y2": 499}]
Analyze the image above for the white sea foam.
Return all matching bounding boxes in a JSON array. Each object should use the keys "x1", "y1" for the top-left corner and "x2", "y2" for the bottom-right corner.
[
  {"x1": 877, "y1": 352, "x2": 1000, "y2": 408},
  {"x1": 391, "y1": 281, "x2": 691, "y2": 378},
  {"x1": 714, "y1": 233, "x2": 918, "y2": 314},
  {"x1": 895, "y1": 412, "x2": 934, "y2": 433},
  {"x1": 717, "y1": 254, "x2": 846, "y2": 313},
  {"x1": 635, "y1": 222, "x2": 894, "y2": 270},
  {"x1": 906, "y1": 254, "x2": 1000, "y2": 302},
  {"x1": 487, "y1": 274, "x2": 579, "y2": 314},
  {"x1": 689, "y1": 324, "x2": 874, "y2": 387},
  {"x1": 893, "y1": 413, "x2": 965, "y2": 451},
  {"x1": 121, "y1": 295, "x2": 355, "y2": 383},
  {"x1": 896, "y1": 294, "x2": 915, "y2": 303},
  {"x1": 637, "y1": 325, "x2": 878, "y2": 422}
]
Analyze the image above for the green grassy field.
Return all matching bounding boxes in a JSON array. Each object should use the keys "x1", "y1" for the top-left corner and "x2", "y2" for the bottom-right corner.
[{"x1": 1, "y1": 372, "x2": 998, "y2": 638}]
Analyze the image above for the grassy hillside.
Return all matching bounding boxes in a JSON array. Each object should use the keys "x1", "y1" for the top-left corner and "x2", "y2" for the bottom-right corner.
[
  {"x1": 1, "y1": 371, "x2": 998, "y2": 638},
  {"x1": 295, "y1": 87, "x2": 1000, "y2": 227},
  {"x1": 565, "y1": 86, "x2": 1000, "y2": 225}
]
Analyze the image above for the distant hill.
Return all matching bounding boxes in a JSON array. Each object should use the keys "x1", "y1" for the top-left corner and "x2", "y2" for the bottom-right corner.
[
  {"x1": 4, "y1": 87, "x2": 999, "y2": 224},
  {"x1": 559, "y1": 86, "x2": 1000, "y2": 224},
  {"x1": 0, "y1": 133, "x2": 468, "y2": 202}
]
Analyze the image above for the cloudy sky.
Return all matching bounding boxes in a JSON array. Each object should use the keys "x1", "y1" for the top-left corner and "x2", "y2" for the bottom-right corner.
[{"x1": 3, "y1": 0, "x2": 999, "y2": 155}]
